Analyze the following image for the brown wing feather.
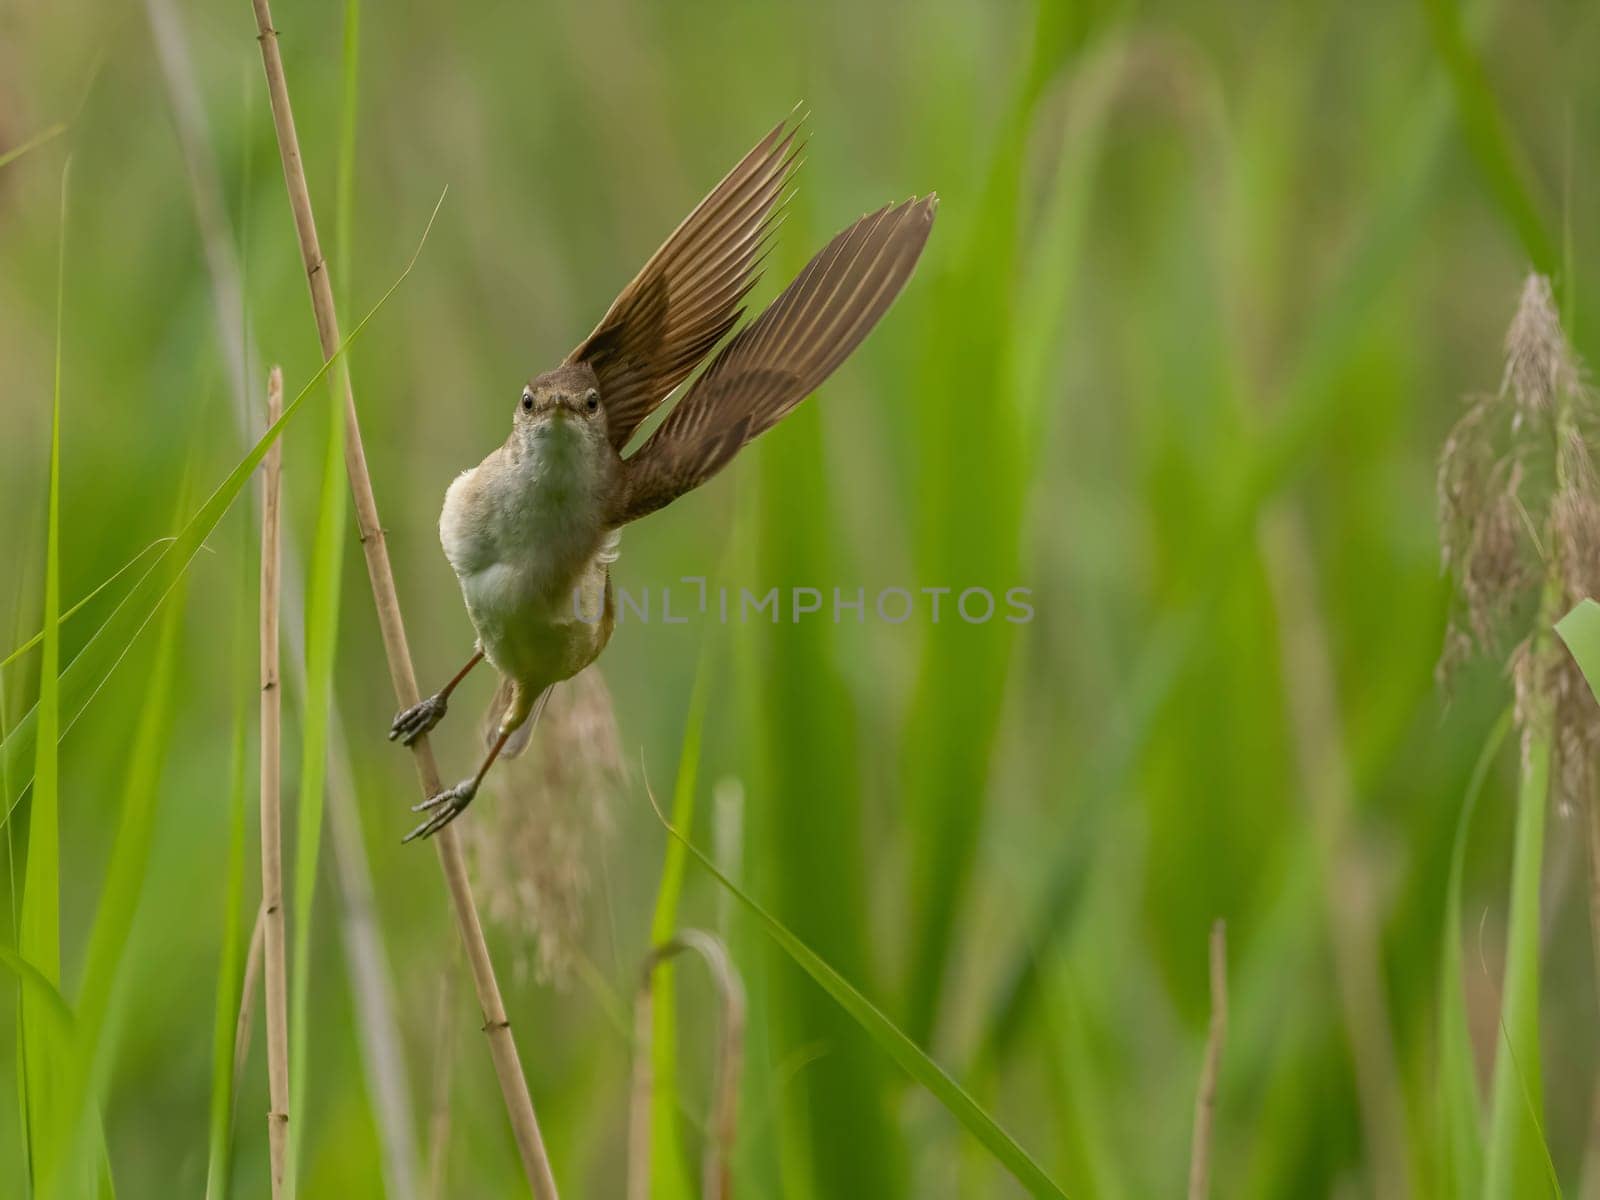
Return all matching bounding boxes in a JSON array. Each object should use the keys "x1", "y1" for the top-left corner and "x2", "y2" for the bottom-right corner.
[
  {"x1": 567, "y1": 116, "x2": 803, "y2": 453},
  {"x1": 609, "y1": 195, "x2": 937, "y2": 525}
]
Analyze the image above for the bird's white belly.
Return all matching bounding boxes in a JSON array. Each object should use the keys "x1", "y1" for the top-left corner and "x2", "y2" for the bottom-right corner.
[
  {"x1": 439, "y1": 421, "x2": 615, "y2": 686},
  {"x1": 460, "y1": 558, "x2": 607, "y2": 685}
]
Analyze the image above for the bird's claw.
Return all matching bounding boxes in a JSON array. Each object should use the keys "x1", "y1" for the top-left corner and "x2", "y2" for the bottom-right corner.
[
  {"x1": 402, "y1": 779, "x2": 478, "y2": 843},
  {"x1": 389, "y1": 693, "x2": 448, "y2": 745}
]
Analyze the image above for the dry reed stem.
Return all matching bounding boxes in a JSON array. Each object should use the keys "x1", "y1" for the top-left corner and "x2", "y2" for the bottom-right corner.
[
  {"x1": 1187, "y1": 919, "x2": 1228, "y2": 1200},
  {"x1": 259, "y1": 365, "x2": 290, "y2": 1197},
  {"x1": 627, "y1": 930, "x2": 746, "y2": 1200},
  {"x1": 246, "y1": 2, "x2": 557, "y2": 1192},
  {"x1": 142, "y1": 3, "x2": 421, "y2": 1190}
]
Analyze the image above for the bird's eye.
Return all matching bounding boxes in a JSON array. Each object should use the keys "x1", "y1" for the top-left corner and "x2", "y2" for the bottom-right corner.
[
  {"x1": 584, "y1": 390, "x2": 599, "y2": 413},
  {"x1": 521, "y1": 392, "x2": 534, "y2": 412}
]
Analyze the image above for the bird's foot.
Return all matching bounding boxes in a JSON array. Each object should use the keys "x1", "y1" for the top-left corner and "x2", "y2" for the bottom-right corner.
[
  {"x1": 402, "y1": 778, "x2": 479, "y2": 843},
  {"x1": 389, "y1": 693, "x2": 448, "y2": 746}
]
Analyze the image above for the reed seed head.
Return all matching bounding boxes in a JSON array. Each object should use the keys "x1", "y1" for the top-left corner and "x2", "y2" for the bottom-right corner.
[
  {"x1": 469, "y1": 666, "x2": 624, "y2": 986},
  {"x1": 1438, "y1": 273, "x2": 1600, "y2": 807}
]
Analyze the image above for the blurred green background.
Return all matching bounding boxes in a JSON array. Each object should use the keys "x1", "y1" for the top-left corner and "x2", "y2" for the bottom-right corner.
[{"x1": 2, "y1": 0, "x2": 1599, "y2": 1195}]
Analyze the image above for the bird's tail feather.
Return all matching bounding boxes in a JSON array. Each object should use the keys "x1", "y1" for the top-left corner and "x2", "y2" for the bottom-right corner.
[{"x1": 481, "y1": 677, "x2": 554, "y2": 760}]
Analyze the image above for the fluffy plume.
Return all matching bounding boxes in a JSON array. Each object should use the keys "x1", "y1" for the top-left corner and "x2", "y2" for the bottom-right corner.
[
  {"x1": 1438, "y1": 273, "x2": 1600, "y2": 807},
  {"x1": 469, "y1": 667, "x2": 624, "y2": 986}
]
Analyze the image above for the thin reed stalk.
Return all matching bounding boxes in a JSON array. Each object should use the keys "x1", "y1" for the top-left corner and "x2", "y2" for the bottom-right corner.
[
  {"x1": 258, "y1": 366, "x2": 290, "y2": 1197},
  {"x1": 246, "y1": 2, "x2": 557, "y2": 1191},
  {"x1": 1186, "y1": 920, "x2": 1227, "y2": 1200}
]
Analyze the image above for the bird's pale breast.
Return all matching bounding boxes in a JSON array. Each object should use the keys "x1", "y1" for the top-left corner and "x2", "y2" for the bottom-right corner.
[{"x1": 439, "y1": 419, "x2": 616, "y2": 688}]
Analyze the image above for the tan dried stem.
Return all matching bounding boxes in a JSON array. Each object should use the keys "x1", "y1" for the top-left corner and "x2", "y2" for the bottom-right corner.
[
  {"x1": 259, "y1": 366, "x2": 289, "y2": 1197},
  {"x1": 245, "y1": 3, "x2": 556, "y2": 1192},
  {"x1": 628, "y1": 930, "x2": 746, "y2": 1200},
  {"x1": 1186, "y1": 919, "x2": 1228, "y2": 1200}
]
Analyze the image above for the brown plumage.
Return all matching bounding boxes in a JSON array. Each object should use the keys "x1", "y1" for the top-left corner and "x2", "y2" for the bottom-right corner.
[
  {"x1": 391, "y1": 115, "x2": 936, "y2": 841},
  {"x1": 568, "y1": 118, "x2": 802, "y2": 454},
  {"x1": 607, "y1": 194, "x2": 936, "y2": 524}
]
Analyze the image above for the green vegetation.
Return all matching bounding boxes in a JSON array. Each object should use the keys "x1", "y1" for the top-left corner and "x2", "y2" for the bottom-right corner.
[{"x1": 2, "y1": 0, "x2": 1600, "y2": 1194}]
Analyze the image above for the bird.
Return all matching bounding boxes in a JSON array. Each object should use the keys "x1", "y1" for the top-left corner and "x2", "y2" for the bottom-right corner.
[{"x1": 389, "y1": 114, "x2": 936, "y2": 842}]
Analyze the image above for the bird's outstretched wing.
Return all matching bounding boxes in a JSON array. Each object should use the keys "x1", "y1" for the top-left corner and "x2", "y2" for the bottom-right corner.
[
  {"x1": 566, "y1": 116, "x2": 802, "y2": 453},
  {"x1": 607, "y1": 195, "x2": 937, "y2": 526}
]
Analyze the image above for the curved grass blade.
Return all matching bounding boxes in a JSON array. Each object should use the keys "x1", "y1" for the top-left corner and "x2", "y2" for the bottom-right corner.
[
  {"x1": 284, "y1": 257, "x2": 351, "y2": 1200},
  {"x1": 644, "y1": 650, "x2": 712, "y2": 1200},
  {"x1": 0, "y1": 122, "x2": 68, "y2": 171},
  {"x1": 19, "y1": 156, "x2": 72, "y2": 1200},
  {"x1": 1, "y1": 621, "x2": 27, "y2": 1188},
  {"x1": 51, "y1": 553, "x2": 191, "y2": 1200},
  {"x1": 978, "y1": 2, "x2": 1503, "y2": 1072},
  {"x1": 1556, "y1": 600, "x2": 1600, "y2": 701},
  {"x1": 205, "y1": 711, "x2": 250, "y2": 1200},
  {"x1": 1420, "y1": 0, "x2": 1557, "y2": 275},
  {"x1": 644, "y1": 785, "x2": 1068, "y2": 1200},
  {"x1": 1436, "y1": 708, "x2": 1507, "y2": 1196},
  {"x1": 900, "y1": 0, "x2": 1088, "y2": 1050},
  {"x1": 0, "y1": 538, "x2": 174, "y2": 671},
  {"x1": 0, "y1": 189, "x2": 445, "y2": 822},
  {"x1": 1484, "y1": 634, "x2": 1554, "y2": 1197},
  {"x1": 0, "y1": 946, "x2": 74, "y2": 1035}
]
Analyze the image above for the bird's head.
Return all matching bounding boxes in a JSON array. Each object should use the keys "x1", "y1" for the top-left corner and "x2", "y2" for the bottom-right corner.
[{"x1": 513, "y1": 362, "x2": 607, "y2": 447}]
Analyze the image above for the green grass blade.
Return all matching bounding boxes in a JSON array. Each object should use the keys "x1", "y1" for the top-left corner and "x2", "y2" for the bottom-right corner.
[
  {"x1": 646, "y1": 789, "x2": 1069, "y2": 1200},
  {"x1": 1008, "y1": 36, "x2": 1124, "y2": 451},
  {"x1": 1436, "y1": 709, "x2": 1507, "y2": 1196},
  {"x1": 0, "y1": 935, "x2": 89, "y2": 1194},
  {"x1": 0, "y1": 190, "x2": 444, "y2": 819},
  {"x1": 205, "y1": 710, "x2": 250, "y2": 1200},
  {"x1": 1556, "y1": 600, "x2": 1600, "y2": 699},
  {"x1": 0, "y1": 636, "x2": 26, "y2": 1189},
  {"x1": 0, "y1": 947, "x2": 74, "y2": 1036},
  {"x1": 335, "y1": 0, "x2": 360, "y2": 316},
  {"x1": 644, "y1": 651, "x2": 711, "y2": 1199},
  {"x1": 20, "y1": 155, "x2": 73, "y2": 1200},
  {"x1": 900, "y1": 0, "x2": 1093, "y2": 1047},
  {"x1": 283, "y1": 3, "x2": 358, "y2": 1190},
  {"x1": 1483, "y1": 637, "x2": 1553, "y2": 1197},
  {"x1": 51, "y1": 554, "x2": 190, "y2": 1200},
  {"x1": 0, "y1": 122, "x2": 68, "y2": 171},
  {"x1": 1420, "y1": 0, "x2": 1557, "y2": 274},
  {"x1": 284, "y1": 279, "x2": 350, "y2": 1200},
  {"x1": 66, "y1": 570, "x2": 189, "y2": 1042},
  {"x1": 754, "y1": 399, "x2": 899, "y2": 1195},
  {"x1": 0, "y1": 538, "x2": 174, "y2": 671},
  {"x1": 979, "y1": 10, "x2": 1497, "y2": 1074},
  {"x1": 1040, "y1": 957, "x2": 1128, "y2": 1199}
]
